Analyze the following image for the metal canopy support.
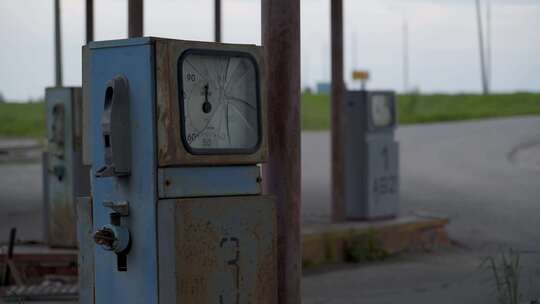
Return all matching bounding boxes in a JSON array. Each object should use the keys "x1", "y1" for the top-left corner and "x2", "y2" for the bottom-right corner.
[
  {"x1": 261, "y1": 0, "x2": 302, "y2": 303},
  {"x1": 128, "y1": 0, "x2": 143, "y2": 38},
  {"x1": 54, "y1": 0, "x2": 63, "y2": 87},
  {"x1": 215, "y1": 0, "x2": 222, "y2": 42},
  {"x1": 331, "y1": 0, "x2": 345, "y2": 221},
  {"x1": 86, "y1": 0, "x2": 94, "y2": 43}
]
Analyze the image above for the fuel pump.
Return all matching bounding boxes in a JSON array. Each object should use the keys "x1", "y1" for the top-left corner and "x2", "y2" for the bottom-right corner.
[
  {"x1": 43, "y1": 87, "x2": 90, "y2": 247},
  {"x1": 343, "y1": 90, "x2": 400, "y2": 219},
  {"x1": 80, "y1": 37, "x2": 277, "y2": 304}
]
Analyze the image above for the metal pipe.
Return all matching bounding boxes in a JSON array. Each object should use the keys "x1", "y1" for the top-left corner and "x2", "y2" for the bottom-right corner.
[
  {"x1": 54, "y1": 0, "x2": 63, "y2": 87},
  {"x1": 331, "y1": 0, "x2": 345, "y2": 221},
  {"x1": 128, "y1": 0, "x2": 143, "y2": 38},
  {"x1": 261, "y1": 0, "x2": 302, "y2": 303},
  {"x1": 86, "y1": 0, "x2": 94, "y2": 43},
  {"x1": 215, "y1": 0, "x2": 222, "y2": 42}
]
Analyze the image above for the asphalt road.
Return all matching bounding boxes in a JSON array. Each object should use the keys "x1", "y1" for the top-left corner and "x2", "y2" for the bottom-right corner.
[
  {"x1": 1, "y1": 117, "x2": 540, "y2": 303},
  {"x1": 0, "y1": 160, "x2": 43, "y2": 242},
  {"x1": 303, "y1": 116, "x2": 540, "y2": 251},
  {"x1": 303, "y1": 116, "x2": 540, "y2": 303}
]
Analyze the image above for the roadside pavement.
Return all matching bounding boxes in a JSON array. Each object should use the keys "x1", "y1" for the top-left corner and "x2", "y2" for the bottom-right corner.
[
  {"x1": 302, "y1": 117, "x2": 540, "y2": 303},
  {"x1": 1, "y1": 117, "x2": 540, "y2": 303}
]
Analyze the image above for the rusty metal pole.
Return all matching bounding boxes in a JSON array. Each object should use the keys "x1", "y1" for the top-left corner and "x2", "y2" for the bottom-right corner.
[
  {"x1": 54, "y1": 0, "x2": 63, "y2": 87},
  {"x1": 331, "y1": 0, "x2": 345, "y2": 221},
  {"x1": 128, "y1": 0, "x2": 143, "y2": 38},
  {"x1": 214, "y1": 0, "x2": 222, "y2": 42},
  {"x1": 261, "y1": 1, "x2": 301, "y2": 303},
  {"x1": 86, "y1": 0, "x2": 94, "y2": 43},
  {"x1": 1, "y1": 228, "x2": 16, "y2": 285}
]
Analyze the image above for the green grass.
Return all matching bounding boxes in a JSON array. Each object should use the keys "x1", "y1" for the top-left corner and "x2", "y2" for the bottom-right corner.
[
  {"x1": 302, "y1": 92, "x2": 540, "y2": 130},
  {"x1": 1, "y1": 93, "x2": 540, "y2": 138},
  {"x1": 0, "y1": 102, "x2": 45, "y2": 138}
]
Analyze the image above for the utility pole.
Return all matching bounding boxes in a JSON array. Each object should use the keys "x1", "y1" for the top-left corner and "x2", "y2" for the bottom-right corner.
[
  {"x1": 215, "y1": 0, "x2": 222, "y2": 42},
  {"x1": 475, "y1": 0, "x2": 489, "y2": 95},
  {"x1": 486, "y1": 0, "x2": 492, "y2": 90},
  {"x1": 261, "y1": 0, "x2": 301, "y2": 303},
  {"x1": 86, "y1": 0, "x2": 94, "y2": 43},
  {"x1": 128, "y1": 0, "x2": 143, "y2": 38},
  {"x1": 54, "y1": 0, "x2": 63, "y2": 87},
  {"x1": 331, "y1": 0, "x2": 345, "y2": 221},
  {"x1": 402, "y1": 16, "x2": 410, "y2": 94},
  {"x1": 351, "y1": 30, "x2": 357, "y2": 86}
]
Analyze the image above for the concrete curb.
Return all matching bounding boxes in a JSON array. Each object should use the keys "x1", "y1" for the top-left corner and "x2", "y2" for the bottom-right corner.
[
  {"x1": 1, "y1": 217, "x2": 450, "y2": 279},
  {"x1": 0, "y1": 138, "x2": 42, "y2": 163},
  {"x1": 302, "y1": 215, "x2": 451, "y2": 267}
]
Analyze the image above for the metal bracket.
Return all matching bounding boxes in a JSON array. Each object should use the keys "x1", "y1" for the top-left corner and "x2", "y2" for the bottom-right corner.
[{"x1": 102, "y1": 201, "x2": 129, "y2": 216}]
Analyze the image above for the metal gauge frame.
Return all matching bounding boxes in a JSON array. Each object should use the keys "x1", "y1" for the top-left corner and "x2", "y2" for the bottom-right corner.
[
  {"x1": 177, "y1": 48, "x2": 262, "y2": 155},
  {"x1": 366, "y1": 91, "x2": 397, "y2": 132}
]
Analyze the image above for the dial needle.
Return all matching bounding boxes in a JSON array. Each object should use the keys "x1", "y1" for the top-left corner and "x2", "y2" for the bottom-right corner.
[
  {"x1": 202, "y1": 84, "x2": 212, "y2": 113},
  {"x1": 226, "y1": 103, "x2": 231, "y2": 145}
]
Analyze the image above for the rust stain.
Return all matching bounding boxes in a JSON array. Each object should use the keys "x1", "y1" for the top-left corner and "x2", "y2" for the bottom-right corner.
[
  {"x1": 49, "y1": 199, "x2": 77, "y2": 248},
  {"x1": 164, "y1": 179, "x2": 172, "y2": 187},
  {"x1": 172, "y1": 196, "x2": 277, "y2": 303}
]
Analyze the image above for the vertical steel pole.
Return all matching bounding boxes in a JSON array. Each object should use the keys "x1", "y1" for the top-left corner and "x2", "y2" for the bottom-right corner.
[
  {"x1": 128, "y1": 0, "x2": 143, "y2": 38},
  {"x1": 215, "y1": 0, "x2": 222, "y2": 42},
  {"x1": 331, "y1": 0, "x2": 345, "y2": 221},
  {"x1": 54, "y1": 0, "x2": 63, "y2": 87},
  {"x1": 86, "y1": 0, "x2": 94, "y2": 43},
  {"x1": 261, "y1": 0, "x2": 301, "y2": 303},
  {"x1": 475, "y1": 0, "x2": 488, "y2": 95}
]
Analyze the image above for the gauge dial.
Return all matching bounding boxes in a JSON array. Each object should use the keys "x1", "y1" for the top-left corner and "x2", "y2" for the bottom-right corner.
[
  {"x1": 370, "y1": 94, "x2": 393, "y2": 127},
  {"x1": 179, "y1": 50, "x2": 260, "y2": 154}
]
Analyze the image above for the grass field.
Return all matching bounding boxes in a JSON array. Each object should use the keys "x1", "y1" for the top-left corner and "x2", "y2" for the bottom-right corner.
[
  {"x1": 302, "y1": 93, "x2": 540, "y2": 130},
  {"x1": 1, "y1": 93, "x2": 539, "y2": 137},
  {"x1": 0, "y1": 101, "x2": 45, "y2": 138}
]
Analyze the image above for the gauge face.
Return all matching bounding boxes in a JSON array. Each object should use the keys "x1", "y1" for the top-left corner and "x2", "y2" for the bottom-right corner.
[
  {"x1": 178, "y1": 50, "x2": 260, "y2": 154},
  {"x1": 370, "y1": 94, "x2": 393, "y2": 127}
]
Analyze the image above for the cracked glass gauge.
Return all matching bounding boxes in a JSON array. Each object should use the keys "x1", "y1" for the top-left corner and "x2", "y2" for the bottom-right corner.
[
  {"x1": 178, "y1": 50, "x2": 261, "y2": 154},
  {"x1": 370, "y1": 94, "x2": 393, "y2": 128}
]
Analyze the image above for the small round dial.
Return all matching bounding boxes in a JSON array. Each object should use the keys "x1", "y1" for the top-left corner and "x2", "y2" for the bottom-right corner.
[
  {"x1": 179, "y1": 50, "x2": 260, "y2": 153},
  {"x1": 371, "y1": 95, "x2": 393, "y2": 127}
]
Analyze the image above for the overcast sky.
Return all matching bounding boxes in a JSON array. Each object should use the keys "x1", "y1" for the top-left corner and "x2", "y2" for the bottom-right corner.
[{"x1": 1, "y1": 0, "x2": 539, "y2": 101}]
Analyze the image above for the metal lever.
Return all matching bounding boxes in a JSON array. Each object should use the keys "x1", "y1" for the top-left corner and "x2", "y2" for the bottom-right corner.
[
  {"x1": 94, "y1": 201, "x2": 131, "y2": 271},
  {"x1": 103, "y1": 201, "x2": 129, "y2": 216}
]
